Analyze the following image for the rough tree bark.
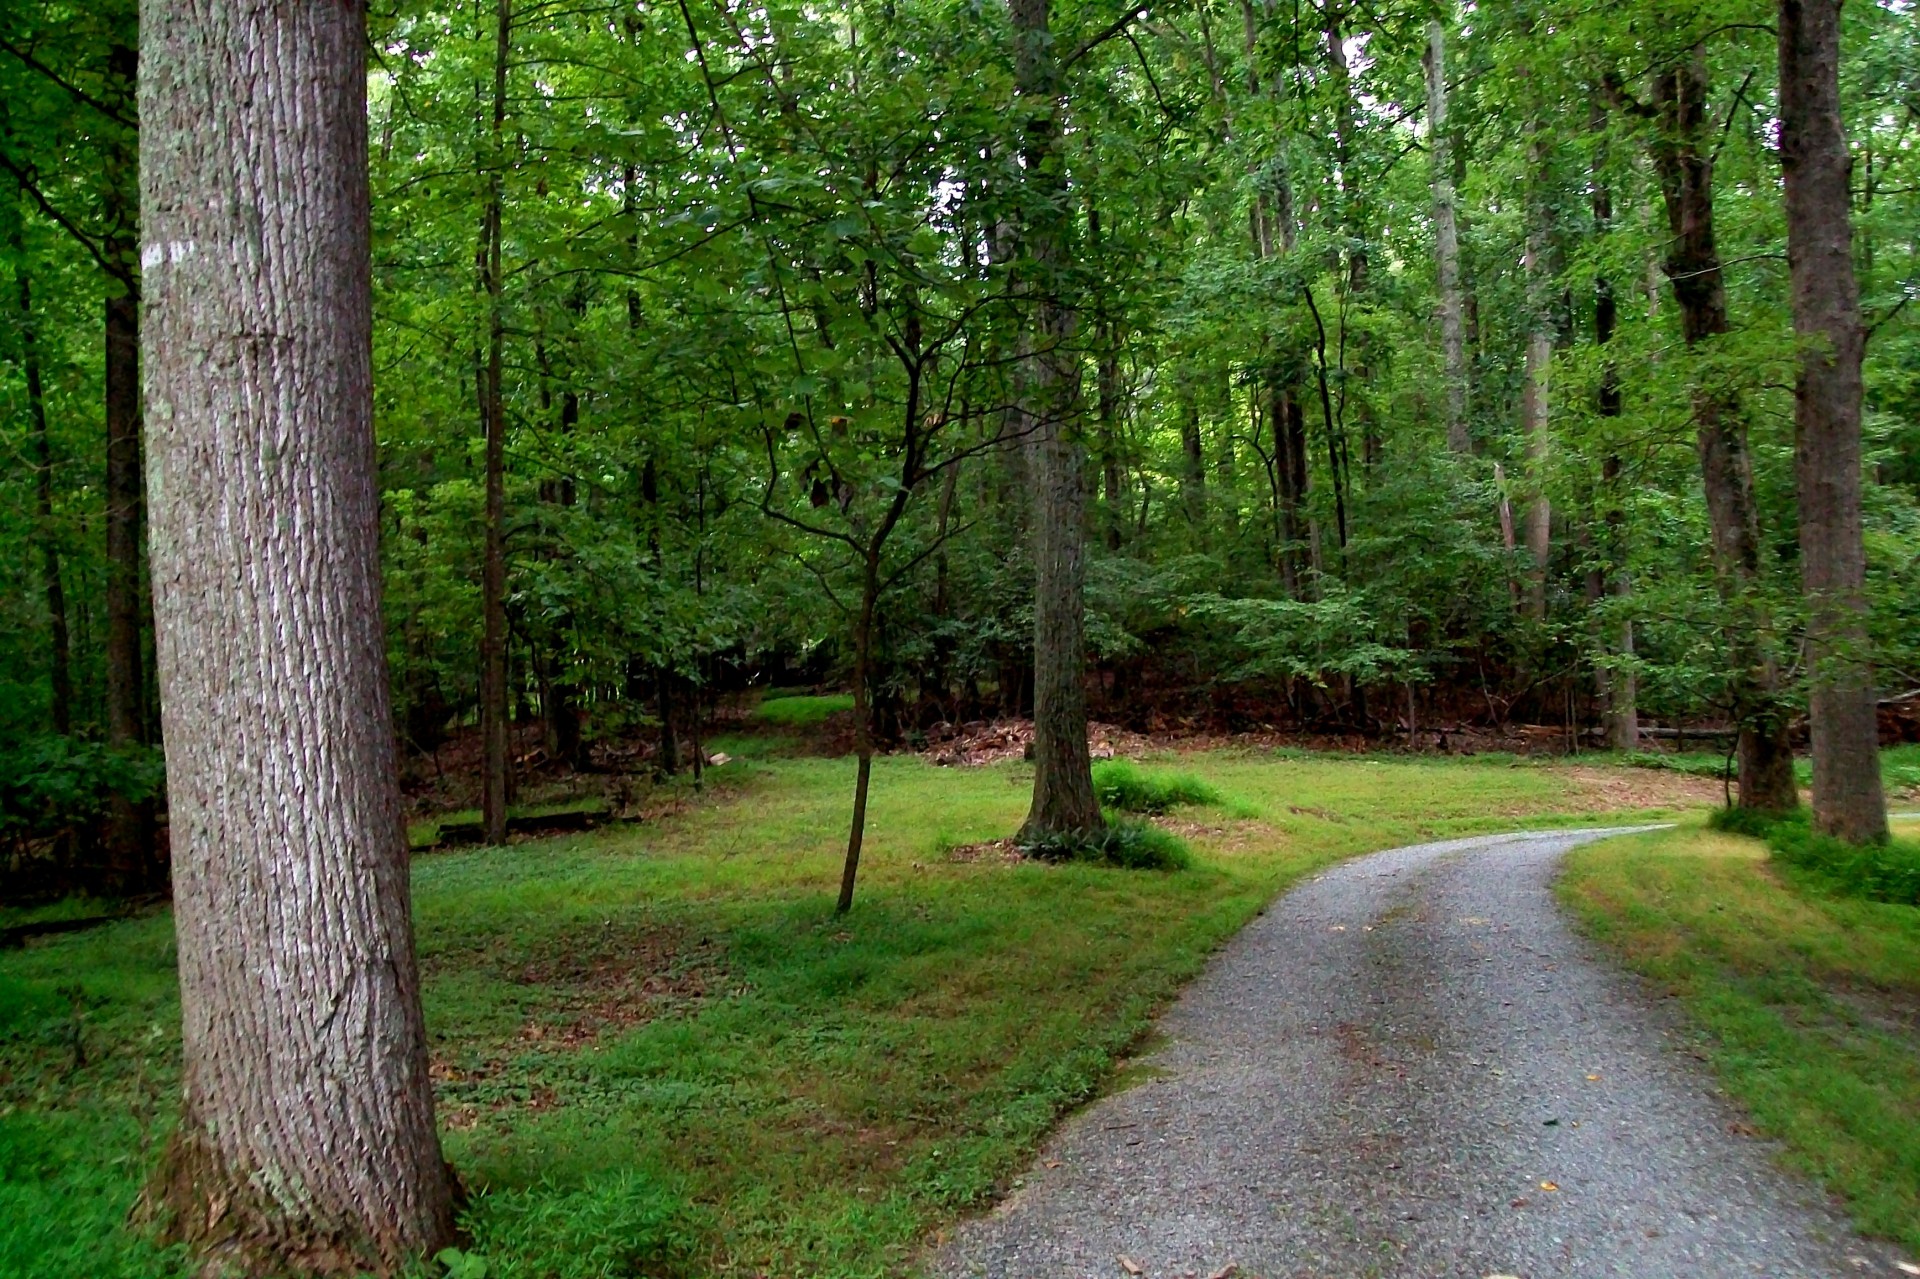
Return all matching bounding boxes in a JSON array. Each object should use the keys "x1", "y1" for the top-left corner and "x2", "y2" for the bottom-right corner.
[
  {"x1": 1778, "y1": 0, "x2": 1889, "y2": 842},
  {"x1": 479, "y1": 0, "x2": 512, "y2": 845},
  {"x1": 1425, "y1": 19, "x2": 1470, "y2": 455},
  {"x1": 139, "y1": 0, "x2": 457, "y2": 1271},
  {"x1": 1645, "y1": 50, "x2": 1798, "y2": 812},
  {"x1": 1013, "y1": 0, "x2": 1102, "y2": 838}
]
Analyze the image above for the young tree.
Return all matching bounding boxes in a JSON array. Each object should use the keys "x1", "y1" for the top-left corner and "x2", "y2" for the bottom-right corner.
[
  {"x1": 1778, "y1": 0, "x2": 1889, "y2": 843},
  {"x1": 139, "y1": 0, "x2": 456, "y2": 1270}
]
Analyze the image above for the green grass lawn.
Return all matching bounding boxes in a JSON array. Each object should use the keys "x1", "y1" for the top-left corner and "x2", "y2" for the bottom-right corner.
[
  {"x1": 1, "y1": 750, "x2": 1697, "y2": 1279},
  {"x1": 1560, "y1": 824, "x2": 1920, "y2": 1254},
  {"x1": 754, "y1": 692, "x2": 856, "y2": 729}
]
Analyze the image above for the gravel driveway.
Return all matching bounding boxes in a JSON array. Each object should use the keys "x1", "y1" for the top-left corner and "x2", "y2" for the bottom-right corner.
[{"x1": 930, "y1": 827, "x2": 1915, "y2": 1279}]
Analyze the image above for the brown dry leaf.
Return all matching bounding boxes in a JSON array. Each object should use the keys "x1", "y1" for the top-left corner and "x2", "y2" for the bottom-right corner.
[
  {"x1": 1118, "y1": 1256, "x2": 1145, "y2": 1276},
  {"x1": 1585, "y1": 1073, "x2": 1601, "y2": 1081},
  {"x1": 1044, "y1": 1159, "x2": 1062, "y2": 1169},
  {"x1": 1207, "y1": 1265, "x2": 1239, "y2": 1279},
  {"x1": 1539, "y1": 1180, "x2": 1560, "y2": 1192}
]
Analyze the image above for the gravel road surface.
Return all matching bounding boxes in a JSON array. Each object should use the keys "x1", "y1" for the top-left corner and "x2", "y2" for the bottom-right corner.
[{"x1": 931, "y1": 827, "x2": 1915, "y2": 1279}]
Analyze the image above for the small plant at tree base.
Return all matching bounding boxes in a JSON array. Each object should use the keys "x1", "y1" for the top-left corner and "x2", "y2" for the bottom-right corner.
[
  {"x1": 1020, "y1": 818, "x2": 1192, "y2": 871},
  {"x1": 1090, "y1": 760, "x2": 1222, "y2": 815}
]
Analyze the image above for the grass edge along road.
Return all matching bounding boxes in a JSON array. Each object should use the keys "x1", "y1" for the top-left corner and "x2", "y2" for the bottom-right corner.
[
  {"x1": 1560, "y1": 822, "x2": 1920, "y2": 1257},
  {"x1": 4, "y1": 750, "x2": 1704, "y2": 1279}
]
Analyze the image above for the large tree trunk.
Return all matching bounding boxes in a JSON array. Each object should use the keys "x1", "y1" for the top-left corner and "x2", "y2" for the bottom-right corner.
[
  {"x1": 1778, "y1": 0, "x2": 1889, "y2": 842},
  {"x1": 102, "y1": 34, "x2": 153, "y2": 888},
  {"x1": 139, "y1": 0, "x2": 457, "y2": 1270},
  {"x1": 1651, "y1": 50, "x2": 1798, "y2": 813},
  {"x1": 479, "y1": 0, "x2": 511, "y2": 845},
  {"x1": 1425, "y1": 19, "x2": 1470, "y2": 455},
  {"x1": 1012, "y1": 0, "x2": 1101, "y2": 838}
]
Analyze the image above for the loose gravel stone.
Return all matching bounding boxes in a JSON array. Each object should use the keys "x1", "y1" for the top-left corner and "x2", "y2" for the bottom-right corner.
[{"x1": 930, "y1": 828, "x2": 1916, "y2": 1279}]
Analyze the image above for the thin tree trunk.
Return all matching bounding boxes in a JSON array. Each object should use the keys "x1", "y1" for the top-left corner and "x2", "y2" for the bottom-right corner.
[
  {"x1": 1520, "y1": 132, "x2": 1553, "y2": 620},
  {"x1": 839, "y1": 562, "x2": 878, "y2": 913},
  {"x1": 16, "y1": 254, "x2": 73, "y2": 736},
  {"x1": 1591, "y1": 128, "x2": 1637, "y2": 750},
  {"x1": 1013, "y1": 0, "x2": 1101, "y2": 838},
  {"x1": 479, "y1": 0, "x2": 511, "y2": 845},
  {"x1": 102, "y1": 34, "x2": 151, "y2": 888},
  {"x1": 1426, "y1": 19, "x2": 1470, "y2": 454},
  {"x1": 1649, "y1": 50, "x2": 1797, "y2": 813},
  {"x1": 139, "y1": 0, "x2": 456, "y2": 1269},
  {"x1": 1778, "y1": 0, "x2": 1889, "y2": 842}
]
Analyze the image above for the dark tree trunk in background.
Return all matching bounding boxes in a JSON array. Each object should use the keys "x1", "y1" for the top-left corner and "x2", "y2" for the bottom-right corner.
[
  {"x1": 139, "y1": 0, "x2": 457, "y2": 1269},
  {"x1": 16, "y1": 254, "x2": 73, "y2": 736},
  {"x1": 1013, "y1": 0, "x2": 1102, "y2": 839},
  {"x1": 102, "y1": 34, "x2": 153, "y2": 887},
  {"x1": 1778, "y1": 0, "x2": 1889, "y2": 843},
  {"x1": 1519, "y1": 130, "x2": 1553, "y2": 620},
  {"x1": 1590, "y1": 135, "x2": 1637, "y2": 751},
  {"x1": 1425, "y1": 20, "x2": 1470, "y2": 455},
  {"x1": 1649, "y1": 50, "x2": 1797, "y2": 813},
  {"x1": 479, "y1": 0, "x2": 511, "y2": 845}
]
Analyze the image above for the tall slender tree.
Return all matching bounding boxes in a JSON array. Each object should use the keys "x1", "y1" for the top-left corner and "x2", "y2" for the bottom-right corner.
[
  {"x1": 1778, "y1": 0, "x2": 1889, "y2": 842},
  {"x1": 139, "y1": 0, "x2": 457, "y2": 1269},
  {"x1": 1013, "y1": 0, "x2": 1102, "y2": 838}
]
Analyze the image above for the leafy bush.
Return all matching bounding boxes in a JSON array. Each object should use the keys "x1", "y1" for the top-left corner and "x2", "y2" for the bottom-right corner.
[
  {"x1": 1710, "y1": 805, "x2": 1920, "y2": 906},
  {"x1": 1020, "y1": 818, "x2": 1191, "y2": 871},
  {"x1": 1090, "y1": 760, "x2": 1220, "y2": 814},
  {"x1": 0, "y1": 737, "x2": 165, "y2": 850}
]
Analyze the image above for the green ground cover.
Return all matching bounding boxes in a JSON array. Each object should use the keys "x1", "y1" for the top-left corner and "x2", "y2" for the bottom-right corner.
[
  {"x1": 1561, "y1": 824, "x2": 1920, "y2": 1254},
  {"x1": 2, "y1": 750, "x2": 1696, "y2": 1279}
]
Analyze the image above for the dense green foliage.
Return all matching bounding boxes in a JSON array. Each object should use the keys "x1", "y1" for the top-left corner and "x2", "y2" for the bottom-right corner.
[
  {"x1": 3, "y1": 2, "x2": 1915, "y2": 875},
  {"x1": 1710, "y1": 803, "x2": 1920, "y2": 905}
]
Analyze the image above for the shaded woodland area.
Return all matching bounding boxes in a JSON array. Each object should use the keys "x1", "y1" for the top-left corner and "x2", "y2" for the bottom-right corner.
[{"x1": 0, "y1": 0, "x2": 1915, "y2": 1267}]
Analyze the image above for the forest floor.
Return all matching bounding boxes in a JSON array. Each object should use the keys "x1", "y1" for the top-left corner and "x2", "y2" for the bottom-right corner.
[
  {"x1": 0, "y1": 744, "x2": 1716, "y2": 1279},
  {"x1": 931, "y1": 827, "x2": 1916, "y2": 1278}
]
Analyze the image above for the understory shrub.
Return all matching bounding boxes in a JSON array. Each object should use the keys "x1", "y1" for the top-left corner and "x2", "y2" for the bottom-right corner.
[
  {"x1": 1090, "y1": 760, "x2": 1220, "y2": 814},
  {"x1": 1709, "y1": 805, "x2": 1920, "y2": 906},
  {"x1": 1020, "y1": 818, "x2": 1191, "y2": 871}
]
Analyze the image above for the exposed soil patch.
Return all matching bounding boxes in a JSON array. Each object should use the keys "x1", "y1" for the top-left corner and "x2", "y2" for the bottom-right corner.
[
  {"x1": 428, "y1": 920, "x2": 730, "y2": 1127},
  {"x1": 1556, "y1": 765, "x2": 1724, "y2": 810},
  {"x1": 924, "y1": 719, "x2": 1154, "y2": 767},
  {"x1": 945, "y1": 838, "x2": 1027, "y2": 866}
]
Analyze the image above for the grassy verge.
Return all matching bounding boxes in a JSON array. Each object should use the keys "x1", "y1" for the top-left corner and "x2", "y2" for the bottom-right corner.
[
  {"x1": 1559, "y1": 824, "x2": 1920, "y2": 1253},
  {"x1": 2, "y1": 750, "x2": 1696, "y2": 1279}
]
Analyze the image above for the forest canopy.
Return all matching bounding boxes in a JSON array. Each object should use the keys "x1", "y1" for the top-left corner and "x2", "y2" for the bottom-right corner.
[{"x1": 1, "y1": 0, "x2": 1916, "y2": 888}]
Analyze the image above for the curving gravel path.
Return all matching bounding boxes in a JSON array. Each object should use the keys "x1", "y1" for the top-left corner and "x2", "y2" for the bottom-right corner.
[{"x1": 931, "y1": 827, "x2": 1915, "y2": 1279}]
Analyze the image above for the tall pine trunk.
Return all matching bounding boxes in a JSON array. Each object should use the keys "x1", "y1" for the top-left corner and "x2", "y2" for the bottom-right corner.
[
  {"x1": 1520, "y1": 133, "x2": 1553, "y2": 619},
  {"x1": 1590, "y1": 127, "x2": 1637, "y2": 750},
  {"x1": 1778, "y1": 0, "x2": 1889, "y2": 842},
  {"x1": 140, "y1": 0, "x2": 456, "y2": 1269},
  {"x1": 1013, "y1": 0, "x2": 1101, "y2": 838},
  {"x1": 1650, "y1": 50, "x2": 1797, "y2": 812}
]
